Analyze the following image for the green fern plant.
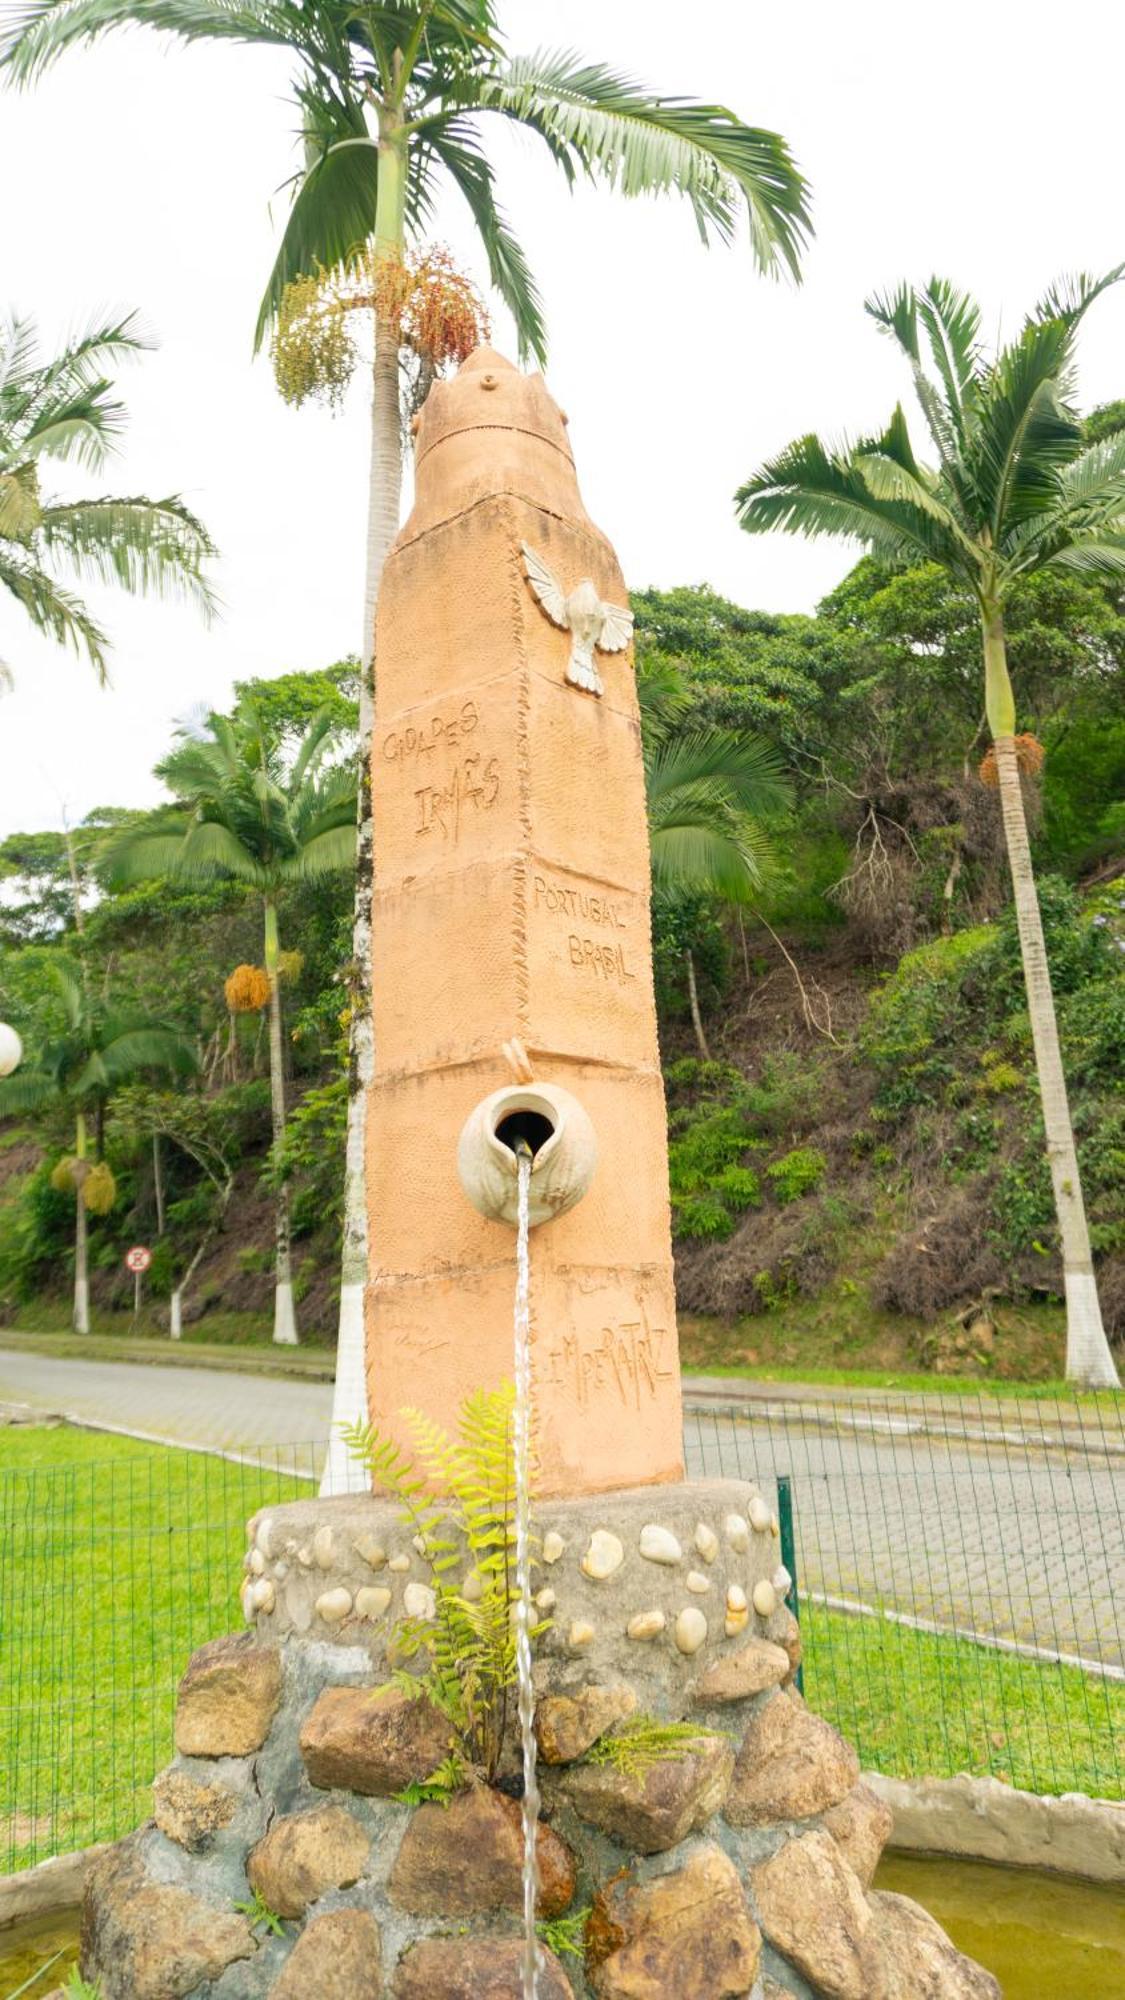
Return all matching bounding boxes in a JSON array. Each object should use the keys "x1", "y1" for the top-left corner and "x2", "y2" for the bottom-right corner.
[
  {"x1": 63, "y1": 1974, "x2": 105, "y2": 1999},
  {"x1": 536, "y1": 1906, "x2": 592, "y2": 1959},
  {"x1": 393, "y1": 1751, "x2": 468, "y2": 1807},
  {"x1": 344, "y1": 1382, "x2": 543, "y2": 1780},
  {"x1": 233, "y1": 1888, "x2": 287, "y2": 1937},
  {"x1": 586, "y1": 1716, "x2": 722, "y2": 1781}
]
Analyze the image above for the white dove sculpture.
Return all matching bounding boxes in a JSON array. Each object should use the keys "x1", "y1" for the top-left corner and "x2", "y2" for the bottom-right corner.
[{"x1": 521, "y1": 542, "x2": 634, "y2": 696}]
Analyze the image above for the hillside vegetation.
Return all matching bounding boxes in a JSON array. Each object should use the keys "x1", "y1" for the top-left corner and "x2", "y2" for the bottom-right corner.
[{"x1": 1, "y1": 556, "x2": 1122, "y2": 1380}]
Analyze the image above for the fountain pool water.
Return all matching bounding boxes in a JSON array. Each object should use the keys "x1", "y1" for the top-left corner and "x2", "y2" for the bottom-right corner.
[
  {"x1": 513, "y1": 1144, "x2": 542, "y2": 2000},
  {"x1": 874, "y1": 1854, "x2": 1125, "y2": 1998}
]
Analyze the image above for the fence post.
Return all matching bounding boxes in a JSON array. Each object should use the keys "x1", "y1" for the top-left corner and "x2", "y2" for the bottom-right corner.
[{"x1": 776, "y1": 1473, "x2": 803, "y2": 1694}]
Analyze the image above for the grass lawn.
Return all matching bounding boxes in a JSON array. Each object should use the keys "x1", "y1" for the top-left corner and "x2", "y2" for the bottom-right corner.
[
  {"x1": 802, "y1": 1599, "x2": 1123, "y2": 1801},
  {"x1": 0, "y1": 1426, "x2": 1119, "y2": 1881},
  {"x1": 686, "y1": 1359, "x2": 1124, "y2": 1408},
  {"x1": 0, "y1": 1426, "x2": 312, "y2": 1873}
]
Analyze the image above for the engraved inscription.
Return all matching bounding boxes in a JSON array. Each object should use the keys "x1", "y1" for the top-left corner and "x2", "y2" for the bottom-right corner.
[
  {"x1": 567, "y1": 936, "x2": 635, "y2": 984},
  {"x1": 413, "y1": 754, "x2": 501, "y2": 842},
  {"x1": 545, "y1": 1321, "x2": 674, "y2": 1410},
  {"x1": 534, "y1": 871, "x2": 638, "y2": 984},
  {"x1": 382, "y1": 699, "x2": 479, "y2": 762},
  {"x1": 533, "y1": 872, "x2": 629, "y2": 929}
]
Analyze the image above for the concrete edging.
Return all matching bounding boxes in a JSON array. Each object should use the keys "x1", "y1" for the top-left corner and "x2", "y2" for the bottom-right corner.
[
  {"x1": 866, "y1": 1771, "x2": 1125, "y2": 1883},
  {"x1": 0, "y1": 1844, "x2": 105, "y2": 1929}
]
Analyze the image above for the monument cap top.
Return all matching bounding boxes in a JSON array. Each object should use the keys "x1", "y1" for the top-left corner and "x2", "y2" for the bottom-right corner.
[{"x1": 404, "y1": 345, "x2": 589, "y2": 538}]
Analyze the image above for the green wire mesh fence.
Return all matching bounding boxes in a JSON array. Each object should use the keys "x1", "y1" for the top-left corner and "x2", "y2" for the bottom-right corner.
[
  {"x1": 1, "y1": 1389, "x2": 1122, "y2": 1874},
  {"x1": 686, "y1": 1390, "x2": 1124, "y2": 1806}
]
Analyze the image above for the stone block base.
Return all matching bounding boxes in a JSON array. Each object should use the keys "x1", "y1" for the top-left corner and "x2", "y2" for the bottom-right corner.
[{"x1": 78, "y1": 1481, "x2": 999, "y2": 1999}]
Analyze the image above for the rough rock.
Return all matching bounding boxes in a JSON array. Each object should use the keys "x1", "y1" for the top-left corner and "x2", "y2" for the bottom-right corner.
[
  {"x1": 300, "y1": 1685, "x2": 454, "y2": 1795},
  {"x1": 535, "y1": 1684, "x2": 637, "y2": 1764},
  {"x1": 692, "y1": 1637, "x2": 790, "y2": 1704},
  {"x1": 587, "y1": 1843, "x2": 761, "y2": 1999},
  {"x1": 773, "y1": 1606, "x2": 803, "y2": 1684},
  {"x1": 726, "y1": 1691, "x2": 858, "y2": 1825},
  {"x1": 151, "y1": 1767, "x2": 239, "y2": 1850},
  {"x1": 821, "y1": 1782, "x2": 895, "y2": 1888},
  {"x1": 561, "y1": 1732, "x2": 733, "y2": 1854},
  {"x1": 751, "y1": 1829, "x2": 887, "y2": 2000},
  {"x1": 173, "y1": 1632, "x2": 281, "y2": 1758},
  {"x1": 392, "y1": 1937, "x2": 574, "y2": 1998},
  {"x1": 870, "y1": 1890, "x2": 1002, "y2": 1998},
  {"x1": 389, "y1": 1784, "x2": 575, "y2": 1917},
  {"x1": 269, "y1": 1909, "x2": 384, "y2": 1998},
  {"x1": 247, "y1": 1804, "x2": 370, "y2": 1919},
  {"x1": 81, "y1": 1840, "x2": 255, "y2": 1999}
]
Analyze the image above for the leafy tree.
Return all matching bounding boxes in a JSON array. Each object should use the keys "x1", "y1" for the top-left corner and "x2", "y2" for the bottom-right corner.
[
  {"x1": 103, "y1": 707, "x2": 356, "y2": 1343},
  {"x1": 0, "y1": 830, "x2": 78, "y2": 944},
  {"x1": 0, "y1": 312, "x2": 214, "y2": 680},
  {"x1": 232, "y1": 660, "x2": 360, "y2": 746},
  {"x1": 737, "y1": 267, "x2": 1125, "y2": 1385},
  {"x1": 0, "y1": 962, "x2": 195, "y2": 1330},
  {"x1": 639, "y1": 656, "x2": 791, "y2": 1054},
  {"x1": 1, "y1": 0, "x2": 814, "y2": 1483}
]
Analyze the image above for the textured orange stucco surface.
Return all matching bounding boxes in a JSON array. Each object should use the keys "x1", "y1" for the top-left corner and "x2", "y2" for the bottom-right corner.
[{"x1": 365, "y1": 348, "x2": 683, "y2": 1496}]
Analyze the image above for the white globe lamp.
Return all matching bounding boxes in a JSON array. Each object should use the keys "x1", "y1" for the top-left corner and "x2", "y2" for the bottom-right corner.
[{"x1": 0, "y1": 1024, "x2": 23, "y2": 1078}]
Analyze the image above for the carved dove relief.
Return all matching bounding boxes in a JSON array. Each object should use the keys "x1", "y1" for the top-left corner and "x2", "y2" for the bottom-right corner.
[{"x1": 521, "y1": 542, "x2": 634, "y2": 696}]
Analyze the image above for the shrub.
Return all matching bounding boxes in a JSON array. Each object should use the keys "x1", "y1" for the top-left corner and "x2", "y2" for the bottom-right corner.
[{"x1": 766, "y1": 1146, "x2": 827, "y2": 1204}]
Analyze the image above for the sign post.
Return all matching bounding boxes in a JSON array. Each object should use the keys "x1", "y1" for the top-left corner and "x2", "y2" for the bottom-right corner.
[{"x1": 125, "y1": 1245, "x2": 152, "y2": 1326}]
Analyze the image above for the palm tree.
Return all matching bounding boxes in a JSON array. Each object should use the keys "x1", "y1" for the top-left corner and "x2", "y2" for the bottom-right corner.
[
  {"x1": 3, "y1": 0, "x2": 813, "y2": 1484},
  {"x1": 105, "y1": 707, "x2": 356, "y2": 1344},
  {"x1": 737, "y1": 268, "x2": 1125, "y2": 1387},
  {"x1": 639, "y1": 657, "x2": 792, "y2": 1057},
  {"x1": 0, "y1": 963, "x2": 195, "y2": 1331},
  {"x1": 0, "y1": 312, "x2": 215, "y2": 681}
]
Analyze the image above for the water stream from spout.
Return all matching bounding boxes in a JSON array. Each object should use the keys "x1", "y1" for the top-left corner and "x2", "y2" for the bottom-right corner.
[{"x1": 513, "y1": 1148, "x2": 542, "y2": 2000}]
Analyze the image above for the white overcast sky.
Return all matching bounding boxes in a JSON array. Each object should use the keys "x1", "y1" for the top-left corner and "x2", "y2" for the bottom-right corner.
[{"x1": 2, "y1": 0, "x2": 1125, "y2": 835}]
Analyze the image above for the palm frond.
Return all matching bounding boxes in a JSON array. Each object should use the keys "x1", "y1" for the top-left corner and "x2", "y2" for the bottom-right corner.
[
  {"x1": 865, "y1": 281, "x2": 970, "y2": 480},
  {"x1": 649, "y1": 820, "x2": 768, "y2": 901},
  {"x1": 1042, "y1": 536, "x2": 1125, "y2": 578},
  {"x1": 97, "y1": 1025, "x2": 196, "y2": 1080},
  {"x1": 256, "y1": 106, "x2": 376, "y2": 345},
  {"x1": 36, "y1": 496, "x2": 218, "y2": 613},
  {"x1": 0, "y1": 549, "x2": 110, "y2": 676},
  {"x1": 283, "y1": 821, "x2": 356, "y2": 878},
  {"x1": 1032, "y1": 262, "x2": 1125, "y2": 336},
  {"x1": 471, "y1": 48, "x2": 809, "y2": 275},
  {"x1": 425, "y1": 121, "x2": 547, "y2": 363},
  {"x1": 970, "y1": 316, "x2": 1081, "y2": 535},
  {"x1": 915, "y1": 278, "x2": 981, "y2": 430},
  {"x1": 1, "y1": 0, "x2": 290, "y2": 85},
  {"x1": 0, "y1": 1069, "x2": 54, "y2": 1116},
  {"x1": 736, "y1": 430, "x2": 949, "y2": 567}
]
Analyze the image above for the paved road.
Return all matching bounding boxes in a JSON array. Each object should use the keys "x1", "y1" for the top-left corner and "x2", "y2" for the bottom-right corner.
[
  {"x1": 0, "y1": 1344, "x2": 333, "y2": 1466},
  {"x1": 3, "y1": 1346, "x2": 1122, "y2": 1670},
  {"x1": 686, "y1": 1404, "x2": 1124, "y2": 1672}
]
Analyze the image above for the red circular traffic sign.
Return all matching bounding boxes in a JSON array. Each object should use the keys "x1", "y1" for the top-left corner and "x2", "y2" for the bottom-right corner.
[{"x1": 125, "y1": 1246, "x2": 152, "y2": 1274}]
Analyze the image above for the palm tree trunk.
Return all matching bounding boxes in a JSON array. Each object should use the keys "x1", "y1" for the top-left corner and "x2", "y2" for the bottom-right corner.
[
  {"x1": 264, "y1": 896, "x2": 298, "y2": 1345},
  {"x1": 685, "y1": 949, "x2": 712, "y2": 1060},
  {"x1": 985, "y1": 613, "x2": 1119, "y2": 1387},
  {"x1": 322, "y1": 126, "x2": 406, "y2": 1493},
  {"x1": 73, "y1": 1110, "x2": 90, "y2": 1335},
  {"x1": 153, "y1": 1131, "x2": 165, "y2": 1236}
]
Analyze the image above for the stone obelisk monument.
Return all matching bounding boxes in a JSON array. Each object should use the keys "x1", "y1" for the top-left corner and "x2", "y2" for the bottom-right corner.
[
  {"x1": 74, "y1": 351, "x2": 1001, "y2": 2000},
  {"x1": 365, "y1": 348, "x2": 682, "y2": 1496}
]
